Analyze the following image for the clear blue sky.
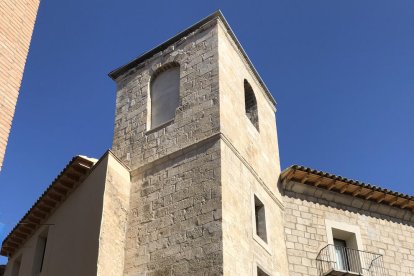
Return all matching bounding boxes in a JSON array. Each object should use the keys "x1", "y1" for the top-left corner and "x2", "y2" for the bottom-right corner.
[{"x1": 1, "y1": 0, "x2": 414, "y2": 264}]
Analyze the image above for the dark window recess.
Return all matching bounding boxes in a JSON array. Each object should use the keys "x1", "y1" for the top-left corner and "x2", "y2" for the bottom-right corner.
[
  {"x1": 244, "y1": 80, "x2": 259, "y2": 130},
  {"x1": 257, "y1": 266, "x2": 270, "y2": 276},
  {"x1": 254, "y1": 195, "x2": 267, "y2": 242},
  {"x1": 39, "y1": 236, "x2": 47, "y2": 272},
  {"x1": 33, "y1": 232, "x2": 48, "y2": 274}
]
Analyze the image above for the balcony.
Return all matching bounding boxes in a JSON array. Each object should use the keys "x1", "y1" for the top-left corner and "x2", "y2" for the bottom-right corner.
[{"x1": 316, "y1": 244, "x2": 385, "y2": 276}]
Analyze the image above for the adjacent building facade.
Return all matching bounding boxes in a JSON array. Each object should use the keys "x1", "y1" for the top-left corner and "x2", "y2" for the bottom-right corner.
[
  {"x1": 1, "y1": 11, "x2": 413, "y2": 276},
  {"x1": 281, "y1": 166, "x2": 414, "y2": 276},
  {"x1": 0, "y1": 0, "x2": 40, "y2": 171}
]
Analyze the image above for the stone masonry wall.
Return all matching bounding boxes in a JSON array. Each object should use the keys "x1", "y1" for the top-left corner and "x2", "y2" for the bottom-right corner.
[
  {"x1": 112, "y1": 19, "x2": 219, "y2": 171},
  {"x1": 217, "y1": 19, "x2": 288, "y2": 276},
  {"x1": 97, "y1": 153, "x2": 131, "y2": 276},
  {"x1": 221, "y1": 140, "x2": 289, "y2": 276},
  {"x1": 124, "y1": 139, "x2": 222, "y2": 276},
  {"x1": 0, "y1": 0, "x2": 39, "y2": 171},
  {"x1": 217, "y1": 20, "x2": 282, "y2": 196},
  {"x1": 283, "y1": 181, "x2": 414, "y2": 276},
  {"x1": 113, "y1": 19, "x2": 223, "y2": 276}
]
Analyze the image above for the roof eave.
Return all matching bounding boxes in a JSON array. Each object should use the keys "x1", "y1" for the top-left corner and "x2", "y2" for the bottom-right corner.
[
  {"x1": 0, "y1": 156, "x2": 97, "y2": 257},
  {"x1": 281, "y1": 165, "x2": 414, "y2": 213}
]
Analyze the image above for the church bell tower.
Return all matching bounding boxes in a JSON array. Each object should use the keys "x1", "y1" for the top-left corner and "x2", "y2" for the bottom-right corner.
[{"x1": 109, "y1": 10, "x2": 289, "y2": 276}]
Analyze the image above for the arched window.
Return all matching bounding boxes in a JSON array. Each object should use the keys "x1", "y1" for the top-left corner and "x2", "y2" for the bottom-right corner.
[
  {"x1": 244, "y1": 80, "x2": 259, "y2": 130},
  {"x1": 150, "y1": 63, "x2": 180, "y2": 128}
]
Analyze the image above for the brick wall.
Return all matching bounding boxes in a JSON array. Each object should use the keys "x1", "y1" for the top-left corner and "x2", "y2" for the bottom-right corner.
[{"x1": 0, "y1": 0, "x2": 39, "y2": 171}]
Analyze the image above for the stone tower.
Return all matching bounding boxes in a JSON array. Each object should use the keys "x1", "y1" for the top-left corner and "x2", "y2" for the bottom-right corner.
[{"x1": 109, "y1": 11, "x2": 289, "y2": 276}]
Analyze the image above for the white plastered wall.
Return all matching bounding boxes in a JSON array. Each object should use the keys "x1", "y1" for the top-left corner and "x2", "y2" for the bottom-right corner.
[{"x1": 3, "y1": 153, "x2": 131, "y2": 276}]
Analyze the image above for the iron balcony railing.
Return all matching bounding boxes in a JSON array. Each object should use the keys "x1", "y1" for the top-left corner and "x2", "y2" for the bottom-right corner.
[{"x1": 316, "y1": 244, "x2": 385, "y2": 276}]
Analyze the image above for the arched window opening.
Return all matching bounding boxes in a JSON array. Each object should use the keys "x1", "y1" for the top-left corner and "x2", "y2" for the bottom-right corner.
[
  {"x1": 244, "y1": 80, "x2": 259, "y2": 130},
  {"x1": 150, "y1": 63, "x2": 180, "y2": 128}
]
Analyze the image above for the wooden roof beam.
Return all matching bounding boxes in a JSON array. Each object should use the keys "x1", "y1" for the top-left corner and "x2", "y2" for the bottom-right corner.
[
  {"x1": 365, "y1": 190, "x2": 375, "y2": 200},
  {"x1": 327, "y1": 180, "x2": 337, "y2": 191},
  {"x1": 1, "y1": 247, "x2": 14, "y2": 253},
  {"x1": 16, "y1": 227, "x2": 31, "y2": 235},
  {"x1": 32, "y1": 212, "x2": 45, "y2": 221},
  {"x1": 284, "y1": 169, "x2": 296, "y2": 182},
  {"x1": 340, "y1": 184, "x2": 349, "y2": 194},
  {"x1": 65, "y1": 171, "x2": 81, "y2": 182},
  {"x1": 43, "y1": 198, "x2": 57, "y2": 207},
  {"x1": 26, "y1": 215, "x2": 41, "y2": 224},
  {"x1": 36, "y1": 203, "x2": 52, "y2": 213},
  {"x1": 13, "y1": 232, "x2": 27, "y2": 239},
  {"x1": 46, "y1": 193, "x2": 61, "y2": 202},
  {"x1": 377, "y1": 194, "x2": 387, "y2": 204},
  {"x1": 352, "y1": 187, "x2": 363, "y2": 197},
  {"x1": 32, "y1": 209, "x2": 47, "y2": 219},
  {"x1": 59, "y1": 179, "x2": 75, "y2": 188},
  {"x1": 76, "y1": 158, "x2": 95, "y2": 167},
  {"x1": 300, "y1": 174, "x2": 310, "y2": 184},
  {"x1": 389, "y1": 197, "x2": 399, "y2": 207},
  {"x1": 401, "y1": 200, "x2": 411, "y2": 209},
  {"x1": 71, "y1": 163, "x2": 90, "y2": 174},
  {"x1": 55, "y1": 181, "x2": 71, "y2": 191},
  {"x1": 9, "y1": 236, "x2": 23, "y2": 244},
  {"x1": 5, "y1": 241, "x2": 19, "y2": 248},
  {"x1": 52, "y1": 186, "x2": 68, "y2": 196},
  {"x1": 313, "y1": 176, "x2": 324, "y2": 187},
  {"x1": 20, "y1": 222, "x2": 36, "y2": 230}
]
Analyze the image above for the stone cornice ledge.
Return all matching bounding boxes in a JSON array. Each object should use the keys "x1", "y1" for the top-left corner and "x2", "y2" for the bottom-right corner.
[
  {"x1": 219, "y1": 133, "x2": 284, "y2": 210},
  {"x1": 129, "y1": 132, "x2": 284, "y2": 210},
  {"x1": 284, "y1": 180, "x2": 414, "y2": 224}
]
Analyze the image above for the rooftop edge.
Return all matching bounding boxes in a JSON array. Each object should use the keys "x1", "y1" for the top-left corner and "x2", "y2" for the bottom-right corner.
[{"x1": 108, "y1": 10, "x2": 276, "y2": 106}]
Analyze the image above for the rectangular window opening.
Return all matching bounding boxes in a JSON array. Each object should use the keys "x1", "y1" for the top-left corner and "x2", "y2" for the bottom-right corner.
[
  {"x1": 254, "y1": 195, "x2": 267, "y2": 243},
  {"x1": 32, "y1": 230, "x2": 48, "y2": 274}
]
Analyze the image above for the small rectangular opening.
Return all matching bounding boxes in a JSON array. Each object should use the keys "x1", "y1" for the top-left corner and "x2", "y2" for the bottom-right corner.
[
  {"x1": 32, "y1": 230, "x2": 48, "y2": 274},
  {"x1": 254, "y1": 195, "x2": 267, "y2": 243},
  {"x1": 257, "y1": 266, "x2": 270, "y2": 276}
]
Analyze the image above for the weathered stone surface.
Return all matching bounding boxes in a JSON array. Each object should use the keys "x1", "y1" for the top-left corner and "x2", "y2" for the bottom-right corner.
[
  {"x1": 112, "y1": 14, "x2": 287, "y2": 276},
  {"x1": 124, "y1": 140, "x2": 222, "y2": 276},
  {"x1": 113, "y1": 19, "x2": 224, "y2": 276},
  {"x1": 112, "y1": 19, "x2": 220, "y2": 171},
  {"x1": 283, "y1": 181, "x2": 414, "y2": 276}
]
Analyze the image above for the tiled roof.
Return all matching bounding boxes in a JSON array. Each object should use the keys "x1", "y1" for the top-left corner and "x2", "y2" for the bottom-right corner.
[
  {"x1": 1, "y1": 156, "x2": 97, "y2": 257},
  {"x1": 281, "y1": 165, "x2": 414, "y2": 212}
]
